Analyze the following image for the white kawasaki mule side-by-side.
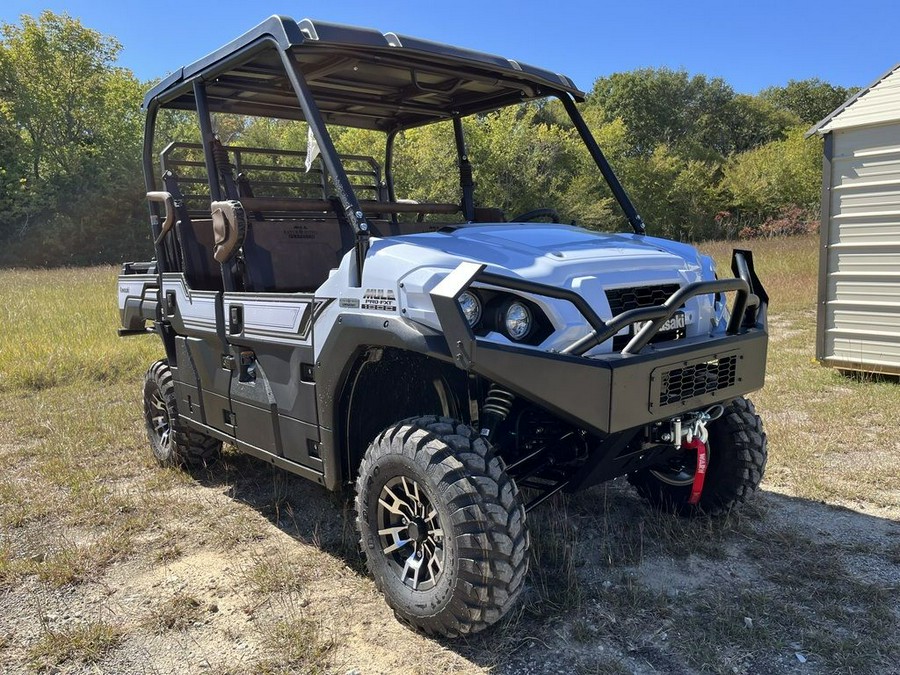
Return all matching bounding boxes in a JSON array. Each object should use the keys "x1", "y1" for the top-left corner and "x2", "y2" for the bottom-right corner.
[{"x1": 118, "y1": 15, "x2": 768, "y2": 637}]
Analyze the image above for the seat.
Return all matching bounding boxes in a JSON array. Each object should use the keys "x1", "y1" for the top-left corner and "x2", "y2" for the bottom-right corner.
[
  {"x1": 241, "y1": 219, "x2": 354, "y2": 293},
  {"x1": 176, "y1": 218, "x2": 223, "y2": 291}
]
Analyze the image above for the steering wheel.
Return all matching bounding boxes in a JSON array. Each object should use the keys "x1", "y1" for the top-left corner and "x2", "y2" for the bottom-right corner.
[{"x1": 512, "y1": 208, "x2": 560, "y2": 223}]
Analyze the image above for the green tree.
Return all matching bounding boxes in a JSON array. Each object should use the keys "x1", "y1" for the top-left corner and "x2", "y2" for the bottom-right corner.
[
  {"x1": 464, "y1": 105, "x2": 582, "y2": 219},
  {"x1": 391, "y1": 120, "x2": 459, "y2": 206},
  {"x1": 760, "y1": 78, "x2": 858, "y2": 126},
  {"x1": 726, "y1": 94, "x2": 799, "y2": 153},
  {"x1": 1, "y1": 12, "x2": 122, "y2": 181},
  {"x1": 0, "y1": 101, "x2": 30, "y2": 237},
  {"x1": 563, "y1": 111, "x2": 629, "y2": 228},
  {"x1": 721, "y1": 126, "x2": 822, "y2": 217},
  {"x1": 587, "y1": 68, "x2": 802, "y2": 161},
  {"x1": 0, "y1": 11, "x2": 146, "y2": 265},
  {"x1": 588, "y1": 68, "x2": 738, "y2": 158}
]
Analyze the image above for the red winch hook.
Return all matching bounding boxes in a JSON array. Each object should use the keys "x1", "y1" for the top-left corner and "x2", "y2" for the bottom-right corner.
[{"x1": 684, "y1": 436, "x2": 708, "y2": 505}]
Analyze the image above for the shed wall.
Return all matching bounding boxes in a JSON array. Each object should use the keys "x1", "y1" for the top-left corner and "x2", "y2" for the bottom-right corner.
[{"x1": 819, "y1": 124, "x2": 900, "y2": 374}]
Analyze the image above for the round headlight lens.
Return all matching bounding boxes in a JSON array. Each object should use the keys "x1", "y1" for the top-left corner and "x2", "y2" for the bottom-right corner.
[
  {"x1": 458, "y1": 291, "x2": 481, "y2": 326},
  {"x1": 504, "y1": 302, "x2": 532, "y2": 340}
]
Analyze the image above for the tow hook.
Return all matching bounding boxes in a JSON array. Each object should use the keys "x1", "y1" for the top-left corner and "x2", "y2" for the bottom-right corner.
[
  {"x1": 667, "y1": 406, "x2": 724, "y2": 505},
  {"x1": 684, "y1": 436, "x2": 708, "y2": 505}
]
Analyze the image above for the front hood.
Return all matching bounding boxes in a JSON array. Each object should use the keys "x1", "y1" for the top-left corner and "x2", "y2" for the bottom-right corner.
[
  {"x1": 369, "y1": 224, "x2": 705, "y2": 283},
  {"x1": 338, "y1": 223, "x2": 717, "y2": 352}
]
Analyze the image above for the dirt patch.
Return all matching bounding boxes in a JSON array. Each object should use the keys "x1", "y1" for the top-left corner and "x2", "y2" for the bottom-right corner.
[{"x1": 3, "y1": 461, "x2": 897, "y2": 675}]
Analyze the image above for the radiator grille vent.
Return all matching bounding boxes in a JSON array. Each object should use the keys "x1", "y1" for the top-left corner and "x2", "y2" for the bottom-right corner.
[
  {"x1": 606, "y1": 284, "x2": 680, "y2": 315},
  {"x1": 659, "y1": 355, "x2": 738, "y2": 406}
]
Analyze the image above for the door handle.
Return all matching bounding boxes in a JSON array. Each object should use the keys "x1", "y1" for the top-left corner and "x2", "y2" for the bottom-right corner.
[
  {"x1": 239, "y1": 350, "x2": 256, "y2": 382},
  {"x1": 229, "y1": 304, "x2": 243, "y2": 334}
]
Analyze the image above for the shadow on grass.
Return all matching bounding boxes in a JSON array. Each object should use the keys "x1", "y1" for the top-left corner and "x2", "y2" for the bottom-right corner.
[
  {"x1": 193, "y1": 449, "x2": 364, "y2": 571},
  {"x1": 192, "y1": 451, "x2": 900, "y2": 675}
]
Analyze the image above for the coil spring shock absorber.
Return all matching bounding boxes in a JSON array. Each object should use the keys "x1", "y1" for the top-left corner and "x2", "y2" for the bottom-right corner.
[{"x1": 479, "y1": 384, "x2": 515, "y2": 441}]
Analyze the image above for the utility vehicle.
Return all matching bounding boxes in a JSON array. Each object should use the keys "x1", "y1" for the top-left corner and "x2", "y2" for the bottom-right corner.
[{"x1": 118, "y1": 16, "x2": 768, "y2": 637}]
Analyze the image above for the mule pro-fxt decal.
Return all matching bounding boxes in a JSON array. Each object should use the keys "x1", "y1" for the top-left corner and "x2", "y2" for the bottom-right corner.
[{"x1": 361, "y1": 288, "x2": 397, "y2": 312}]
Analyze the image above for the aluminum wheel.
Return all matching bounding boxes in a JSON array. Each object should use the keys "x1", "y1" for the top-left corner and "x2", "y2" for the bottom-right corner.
[
  {"x1": 145, "y1": 386, "x2": 172, "y2": 453},
  {"x1": 377, "y1": 475, "x2": 445, "y2": 591}
]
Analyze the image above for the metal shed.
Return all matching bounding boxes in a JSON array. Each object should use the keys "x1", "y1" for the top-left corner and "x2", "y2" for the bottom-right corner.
[{"x1": 808, "y1": 64, "x2": 900, "y2": 376}]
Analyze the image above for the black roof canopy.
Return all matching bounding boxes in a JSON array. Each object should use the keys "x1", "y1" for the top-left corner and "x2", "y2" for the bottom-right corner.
[{"x1": 144, "y1": 15, "x2": 585, "y2": 131}]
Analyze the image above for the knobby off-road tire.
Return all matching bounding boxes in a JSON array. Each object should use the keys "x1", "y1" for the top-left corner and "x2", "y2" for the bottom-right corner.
[
  {"x1": 355, "y1": 416, "x2": 529, "y2": 637},
  {"x1": 628, "y1": 397, "x2": 767, "y2": 517},
  {"x1": 143, "y1": 360, "x2": 221, "y2": 468}
]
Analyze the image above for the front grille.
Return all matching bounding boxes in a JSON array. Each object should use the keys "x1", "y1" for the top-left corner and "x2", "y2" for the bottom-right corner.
[
  {"x1": 606, "y1": 284, "x2": 680, "y2": 315},
  {"x1": 606, "y1": 283, "x2": 683, "y2": 350},
  {"x1": 659, "y1": 355, "x2": 738, "y2": 406}
]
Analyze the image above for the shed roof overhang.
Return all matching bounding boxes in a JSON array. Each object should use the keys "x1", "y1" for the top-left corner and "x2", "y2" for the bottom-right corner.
[
  {"x1": 806, "y1": 62, "x2": 900, "y2": 138},
  {"x1": 143, "y1": 15, "x2": 585, "y2": 131}
]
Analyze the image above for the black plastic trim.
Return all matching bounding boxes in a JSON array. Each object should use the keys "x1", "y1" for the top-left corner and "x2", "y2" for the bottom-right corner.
[{"x1": 313, "y1": 312, "x2": 452, "y2": 490}]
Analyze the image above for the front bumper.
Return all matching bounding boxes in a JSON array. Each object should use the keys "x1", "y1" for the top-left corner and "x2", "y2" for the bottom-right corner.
[{"x1": 430, "y1": 250, "x2": 768, "y2": 435}]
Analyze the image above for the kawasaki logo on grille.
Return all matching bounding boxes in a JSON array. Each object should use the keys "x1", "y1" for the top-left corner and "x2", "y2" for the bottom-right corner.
[{"x1": 639, "y1": 312, "x2": 687, "y2": 333}]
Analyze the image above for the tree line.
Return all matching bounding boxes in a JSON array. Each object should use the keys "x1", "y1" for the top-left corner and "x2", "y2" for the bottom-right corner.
[{"x1": 0, "y1": 12, "x2": 855, "y2": 267}]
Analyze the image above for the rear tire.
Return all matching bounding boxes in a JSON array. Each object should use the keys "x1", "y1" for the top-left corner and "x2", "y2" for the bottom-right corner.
[
  {"x1": 143, "y1": 360, "x2": 221, "y2": 468},
  {"x1": 355, "y1": 416, "x2": 529, "y2": 637},
  {"x1": 628, "y1": 397, "x2": 767, "y2": 517}
]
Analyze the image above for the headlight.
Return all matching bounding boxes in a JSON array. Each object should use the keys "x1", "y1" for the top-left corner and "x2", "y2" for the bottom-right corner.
[
  {"x1": 504, "y1": 301, "x2": 532, "y2": 340},
  {"x1": 458, "y1": 291, "x2": 482, "y2": 326}
]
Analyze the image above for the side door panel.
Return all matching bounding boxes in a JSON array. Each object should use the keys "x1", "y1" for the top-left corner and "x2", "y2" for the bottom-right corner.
[
  {"x1": 223, "y1": 293, "x2": 323, "y2": 473},
  {"x1": 161, "y1": 274, "x2": 233, "y2": 435}
]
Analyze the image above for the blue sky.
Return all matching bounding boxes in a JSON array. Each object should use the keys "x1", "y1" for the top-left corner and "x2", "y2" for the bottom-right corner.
[{"x1": 2, "y1": 0, "x2": 897, "y2": 93}]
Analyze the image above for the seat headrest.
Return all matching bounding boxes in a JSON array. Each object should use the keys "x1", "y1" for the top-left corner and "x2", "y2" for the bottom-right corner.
[{"x1": 210, "y1": 200, "x2": 247, "y2": 263}]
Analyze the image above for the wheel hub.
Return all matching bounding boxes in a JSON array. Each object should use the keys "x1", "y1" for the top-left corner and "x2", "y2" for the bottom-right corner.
[
  {"x1": 376, "y1": 476, "x2": 445, "y2": 591},
  {"x1": 406, "y1": 518, "x2": 427, "y2": 543}
]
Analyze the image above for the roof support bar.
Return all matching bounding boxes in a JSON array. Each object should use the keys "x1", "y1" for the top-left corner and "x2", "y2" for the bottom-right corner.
[
  {"x1": 453, "y1": 117, "x2": 475, "y2": 222},
  {"x1": 558, "y1": 93, "x2": 646, "y2": 235},
  {"x1": 194, "y1": 80, "x2": 223, "y2": 203},
  {"x1": 384, "y1": 129, "x2": 398, "y2": 204},
  {"x1": 278, "y1": 48, "x2": 369, "y2": 286},
  {"x1": 195, "y1": 80, "x2": 241, "y2": 293},
  {"x1": 141, "y1": 103, "x2": 168, "y2": 274}
]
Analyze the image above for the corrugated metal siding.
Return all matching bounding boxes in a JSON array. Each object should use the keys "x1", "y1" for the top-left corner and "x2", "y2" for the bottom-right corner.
[
  {"x1": 822, "y1": 125, "x2": 900, "y2": 373},
  {"x1": 822, "y1": 67, "x2": 900, "y2": 132}
]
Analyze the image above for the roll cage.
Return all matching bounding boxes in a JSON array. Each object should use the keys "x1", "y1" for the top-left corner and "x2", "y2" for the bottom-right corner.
[{"x1": 141, "y1": 15, "x2": 646, "y2": 288}]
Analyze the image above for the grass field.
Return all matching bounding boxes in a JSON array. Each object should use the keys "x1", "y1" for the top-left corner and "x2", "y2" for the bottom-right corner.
[{"x1": 0, "y1": 235, "x2": 898, "y2": 674}]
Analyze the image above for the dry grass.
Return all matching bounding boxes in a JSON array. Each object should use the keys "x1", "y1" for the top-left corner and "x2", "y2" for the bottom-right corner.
[
  {"x1": 0, "y1": 267, "x2": 159, "y2": 392},
  {"x1": 0, "y1": 238, "x2": 898, "y2": 674},
  {"x1": 252, "y1": 614, "x2": 335, "y2": 674},
  {"x1": 28, "y1": 621, "x2": 123, "y2": 669},
  {"x1": 142, "y1": 593, "x2": 205, "y2": 633},
  {"x1": 699, "y1": 234, "x2": 820, "y2": 313},
  {"x1": 701, "y1": 236, "x2": 900, "y2": 508}
]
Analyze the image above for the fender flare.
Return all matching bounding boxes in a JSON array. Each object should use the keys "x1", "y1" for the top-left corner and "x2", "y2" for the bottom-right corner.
[{"x1": 314, "y1": 312, "x2": 452, "y2": 489}]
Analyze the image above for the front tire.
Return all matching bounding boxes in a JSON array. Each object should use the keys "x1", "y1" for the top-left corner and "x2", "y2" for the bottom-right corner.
[
  {"x1": 628, "y1": 397, "x2": 767, "y2": 516},
  {"x1": 355, "y1": 416, "x2": 529, "y2": 637},
  {"x1": 143, "y1": 360, "x2": 221, "y2": 468}
]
